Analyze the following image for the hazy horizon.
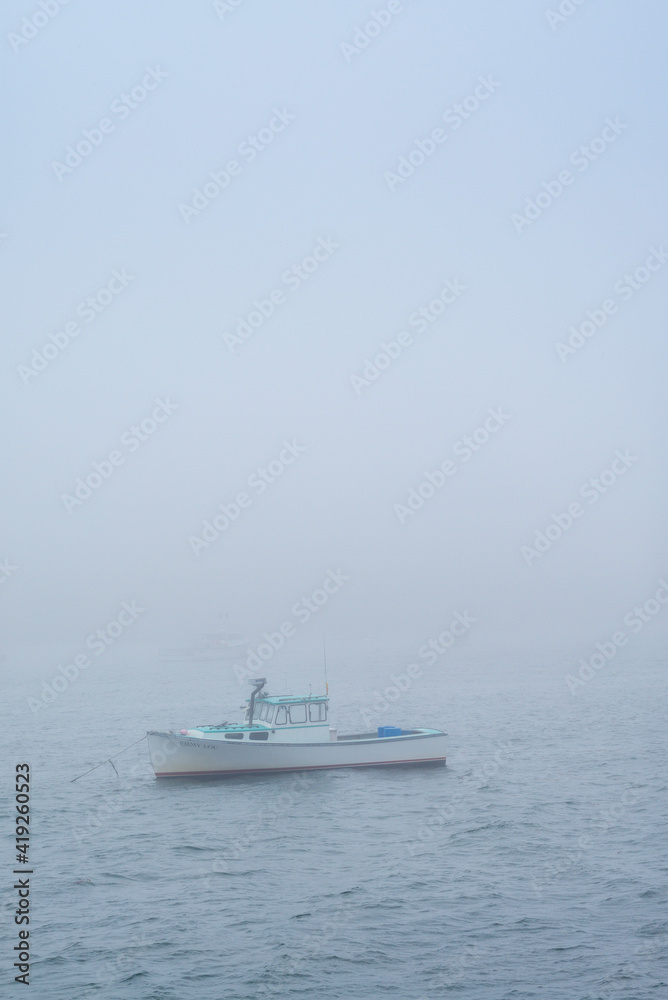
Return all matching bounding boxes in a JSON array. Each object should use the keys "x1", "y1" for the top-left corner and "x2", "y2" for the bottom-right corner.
[{"x1": 3, "y1": 0, "x2": 667, "y2": 659}]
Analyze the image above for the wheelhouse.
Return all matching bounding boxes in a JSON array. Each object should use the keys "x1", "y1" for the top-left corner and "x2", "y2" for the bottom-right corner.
[
  {"x1": 246, "y1": 695, "x2": 329, "y2": 728},
  {"x1": 180, "y1": 678, "x2": 331, "y2": 744}
]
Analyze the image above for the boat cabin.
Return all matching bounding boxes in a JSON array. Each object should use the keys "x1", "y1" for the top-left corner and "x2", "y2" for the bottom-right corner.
[
  {"x1": 180, "y1": 680, "x2": 332, "y2": 743},
  {"x1": 237, "y1": 693, "x2": 329, "y2": 743},
  {"x1": 247, "y1": 694, "x2": 327, "y2": 725}
]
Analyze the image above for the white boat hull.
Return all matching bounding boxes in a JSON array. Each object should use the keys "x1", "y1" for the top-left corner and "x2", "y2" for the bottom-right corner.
[{"x1": 147, "y1": 730, "x2": 446, "y2": 778}]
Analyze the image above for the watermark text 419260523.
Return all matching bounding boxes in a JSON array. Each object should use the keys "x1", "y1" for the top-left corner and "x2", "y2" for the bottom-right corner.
[{"x1": 13, "y1": 763, "x2": 32, "y2": 985}]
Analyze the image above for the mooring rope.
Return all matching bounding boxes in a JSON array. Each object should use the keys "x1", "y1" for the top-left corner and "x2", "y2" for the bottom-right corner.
[{"x1": 71, "y1": 734, "x2": 147, "y2": 782}]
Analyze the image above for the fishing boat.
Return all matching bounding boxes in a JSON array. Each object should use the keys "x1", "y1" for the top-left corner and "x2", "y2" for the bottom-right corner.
[{"x1": 147, "y1": 678, "x2": 446, "y2": 778}]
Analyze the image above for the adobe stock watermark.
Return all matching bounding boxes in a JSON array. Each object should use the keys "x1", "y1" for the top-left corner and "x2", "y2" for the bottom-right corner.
[
  {"x1": 179, "y1": 108, "x2": 295, "y2": 223},
  {"x1": 203, "y1": 772, "x2": 315, "y2": 880},
  {"x1": 73, "y1": 744, "x2": 176, "y2": 843},
  {"x1": 406, "y1": 741, "x2": 514, "y2": 856},
  {"x1": 8, "y1": 0, "x2": 74, "y2": 53},
  {"x1": 566, "y1": 579, "x2": 668, "y2": 694},
  {"x1": 520, "y1": 450, "x2": 637, "y2": 566},
  {"x1": 233, "y1": 569, "x2": 351, "y2": 683},
  {"x1": 624, "y1": 936, "x2": 668, "y2": 982},
  {"x1": 359, "y1": 610, "x2": 476, "y2": 728},
  {"x1": 511, "y1": 117, "x2": 628, "y2": 233},
  {"x1": 61, "y1": 398, "x2": 179, "y2": 513},
  {"x1": 287, "y1": 897, "x2": 356, "y2": 977},
  {"x1": 349, "y1": 278, "x2": 465, "y2": 394},
  {"x1": 95, "y1": 927, "x2": 154, "y2": 985},
  {"x1": 18, "y1": 269, "x2": 135, "y2": 385},
  {"x1": 223, "y1": 237, "x2": 340, "y2": 355},
  {"x1": 339, "y1": 0, "x2": 417, "y2": 63},
  {"x1": 51, "y1": 68, "x2": 168, "y2": 181},
  {"x1": 28, "y1": 601, "x2": 145, "y2": 712},
  {"x1": 427, "y1": 944, "x2": 483, "y2": 993},
  {"x1": 189, "y1": 439, "x2": 305, "y2": 554},
  {"x1": 545, "y1": 0, "x2": 589, "y2": 31},
  {"x1": 384, "y1": 75, "x2": 501, "y2": 191},
  {"x1": 0, "y1": 558, "x2": 18, "y2": 584},
  {"x1": 532, "y1": 786, "x2": 642, "y2": 895},
  {"x1": 213, "y1": 0, "x2": 247, "y2": 20},
  {"x1": 555, "y1": 246, "x2": 667, "y2": 362},
  {"x1": 394, "y1": 408, "x2": 510, "y2": 524}
]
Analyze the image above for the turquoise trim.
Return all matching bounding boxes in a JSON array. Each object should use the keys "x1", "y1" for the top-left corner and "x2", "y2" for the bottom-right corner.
[
  {"x1": 197, "y1": 722, "x2": 329, "y2": 733},
  {"x1": 268, "y1": 723, "x2": 328, "y2": 730}
]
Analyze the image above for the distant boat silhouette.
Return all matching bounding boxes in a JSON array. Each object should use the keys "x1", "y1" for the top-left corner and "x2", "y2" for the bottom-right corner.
[{"x1": 158, "y1": 619, "x2": 249, "y2": 662}]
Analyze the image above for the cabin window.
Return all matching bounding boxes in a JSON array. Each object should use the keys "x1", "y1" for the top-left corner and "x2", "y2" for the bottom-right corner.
[
  {"x1": 275, "y1": 706, "x2": 287, "y2": 725},
  {"x1": 289, "y1": 703, "x2": 307, "y2": 724},
  {"x1": 257, "y1": 702, "x2": 267, "y2": 721},
  {"x1": 225, "y1": 732, "x2": 244, "y2": 739},
  {"x1": 249, "y1": 731, "x2": 268, "y2": 741},
  {"x1": 265, "y1": 705, "x2": 275, "y2": 724},
  {"x1": 309, "y1": 702, "x2": 327, "y2": 722}
]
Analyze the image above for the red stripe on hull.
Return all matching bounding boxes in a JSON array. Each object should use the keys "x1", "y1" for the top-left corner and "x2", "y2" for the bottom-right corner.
[{"x1": 154, "y1": 756, "x2": 446, "y2": 777}]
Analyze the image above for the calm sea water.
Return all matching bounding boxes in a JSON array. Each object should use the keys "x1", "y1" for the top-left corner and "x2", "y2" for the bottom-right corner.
[{"x1": 4, "y1": 642, "x2": 667, "y2": 999}]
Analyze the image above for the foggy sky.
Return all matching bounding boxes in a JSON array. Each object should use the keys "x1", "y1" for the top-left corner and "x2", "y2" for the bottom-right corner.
[{"x1": 2, "y1": 0, "x2": 667, "y2": 658}]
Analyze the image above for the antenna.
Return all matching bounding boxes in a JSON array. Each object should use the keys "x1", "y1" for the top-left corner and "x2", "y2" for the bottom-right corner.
[{"x1": 323, "y1": 636, "x2": 329, "y2": 695}]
